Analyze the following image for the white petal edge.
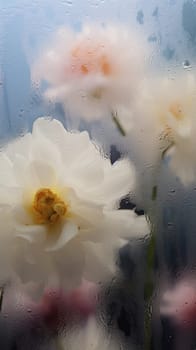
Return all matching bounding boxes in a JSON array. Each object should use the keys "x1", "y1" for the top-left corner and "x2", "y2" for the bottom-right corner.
[
  {"x1": 15, "y1": 224, "x2": 47, "y2": 243},
  {"x1": 45, "y1": 220, "x2": 78, "y2": 252}
]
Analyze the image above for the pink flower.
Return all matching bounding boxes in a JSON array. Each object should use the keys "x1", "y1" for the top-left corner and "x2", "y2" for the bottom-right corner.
[
  {"x1": 161, "y1": 278, "x2": 196, "y2": 330},
  {"x1": 2, "y1": 280, "x2": 98, "y2": 334},
  {"x1": 38, "y1": 280, "x2": 98, "y2": 331}
]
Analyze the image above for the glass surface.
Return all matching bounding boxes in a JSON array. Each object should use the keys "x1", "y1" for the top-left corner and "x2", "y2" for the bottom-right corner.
[{"x1": 0, "y1": 1, "x2": 196, "y2": 350}]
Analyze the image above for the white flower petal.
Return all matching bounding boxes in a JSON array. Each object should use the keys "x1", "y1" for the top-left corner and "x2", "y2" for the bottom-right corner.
[
  {"x1": 0, "y1": 153, "x2": 15, "y2": 186},
  {"x1": 13, "y1": 205, "x2": 33, "y2": 225},
  {"x1": 103, "y1": 209, "x2": 149, "y2": 240},
  {"x1": 5, "y1": 133, "x2": 32, "y2": 162},
  {"x1": 83, "y1": 241, "x2": 117, "y2": 283},
  {"x1": 45, "y1": 221, "x2": 78, "y2": 252},
  {"x1": 101, "y1": 159, "x2": 135, "y2": 206},
  {"x1": 24, "y1": 160, "x2": 57, "y2": 189},
  {"x1": 33, "y1": 117, "x2": 96, "y2": 169},
  {"x1": 0, "y1": 186, "x2": 22, "y2": 206},
  {"x1": 15, "y1": 224, "x2": 46, "y2": 244}
]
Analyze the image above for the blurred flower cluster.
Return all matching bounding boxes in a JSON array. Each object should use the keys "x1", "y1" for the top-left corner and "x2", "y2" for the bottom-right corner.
[{"x1": 1, "y1": 21, "x2": 196, "y2": 350}]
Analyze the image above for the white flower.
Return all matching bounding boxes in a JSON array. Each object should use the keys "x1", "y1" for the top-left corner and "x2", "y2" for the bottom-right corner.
[
  {"x1": 32, "y1": 23, "x2": 146, "y2": 122},
  {"x1": 0, "y1": 117, "x2": 148, "y2": 287},
  {"x1": 60, "y1": 317, "x2": 123, "y2": 350},
  {"x1": 128, "y1": 72, "x2": 196, "y2": 186}
]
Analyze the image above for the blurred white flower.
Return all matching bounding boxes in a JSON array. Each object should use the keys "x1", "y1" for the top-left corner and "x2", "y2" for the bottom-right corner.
[
  {"x1": 160, "y1": 278, "x2": 196, "y2": 330},
  {"x1": 32, "y1": 23, "x2": 146, "y2": 124},
  {"x1": 128, "y1": 72, "x2": 196, "y2": 186},
  {"x1": 60, "y1": 317, "x2": 122, "y2": 350},
  {"x1": 0, "y1": 117, "x2": 148, "y2": 287}
]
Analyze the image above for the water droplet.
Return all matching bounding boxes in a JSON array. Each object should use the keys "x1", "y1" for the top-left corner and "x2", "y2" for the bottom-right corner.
[
  {"x1": 167, "y1": 222, "x2": 173, "y2": 227},
  {"x1": 183, "y1": 60, "x2": 191, "y2": 69},
  {"x1": 169, "y1": 189, "x2": 176, "y2": 194},
  {"x1": 62, "y1": 0, "x2": 72, "y2": 5}
]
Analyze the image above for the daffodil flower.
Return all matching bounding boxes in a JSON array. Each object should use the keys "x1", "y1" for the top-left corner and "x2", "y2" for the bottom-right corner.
[{"x1": 0, "y1": 118, "x2": 148, "y2": 287}]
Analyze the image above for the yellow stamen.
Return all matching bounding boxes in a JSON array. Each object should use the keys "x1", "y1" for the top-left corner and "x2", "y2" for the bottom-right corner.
[
  {"x1": 169, "y1": 102, "x2": 184, "y2": 121},
  {"x1": 32, "y1": 188, "x2": 67, "y2": 225},
  {"x1": 71, "y1": 44, "x2": 112, "y2": 76},
  {"x1": 100, "y1": 55, "x2": 111, "y2": 76}
]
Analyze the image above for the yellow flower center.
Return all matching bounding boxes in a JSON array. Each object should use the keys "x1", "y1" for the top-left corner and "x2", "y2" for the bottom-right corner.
[
  {"x1": 32, "y1": 188, "x2": 67, "y2": 225},
  {"x1": 169, "y1": 102, "x2": 184, "y2": 121},
  {"x1": 70, "y1": 42, "x2": 113, "y2": 77}
]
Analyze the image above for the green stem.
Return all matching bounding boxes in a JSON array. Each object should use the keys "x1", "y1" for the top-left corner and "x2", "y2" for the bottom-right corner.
[
  {"x1": 144, "y1": 232, "x2": 155, "y2": 350},
  {"x1": 0, "y1": 287, "x2": 4, "y2": 312},
  {"x1": 144, "y1": 141, "x2": 174, "y2": 349},
  {"x1": 55, "y1": 336, "x2": 64, "y2": 350},
  {"x1": 151, "y1": 185, "x2": 158, "y2": 201},
  {"x1": 111, "y1": 111, "x2": 126, "y2": 136},
  {"x1": 151, "y1": 142, "x2": 174, "y2": 201}
]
